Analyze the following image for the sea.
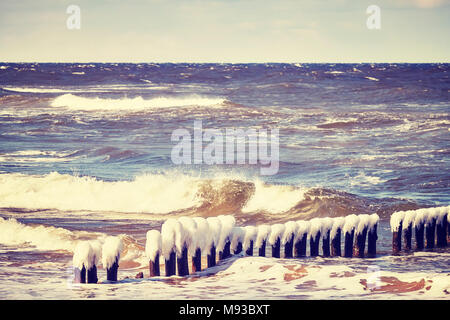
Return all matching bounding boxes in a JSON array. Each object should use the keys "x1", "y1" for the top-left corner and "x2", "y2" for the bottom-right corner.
[{"x1": 0, "y1": 62, "x2": 448, "y2": 299}]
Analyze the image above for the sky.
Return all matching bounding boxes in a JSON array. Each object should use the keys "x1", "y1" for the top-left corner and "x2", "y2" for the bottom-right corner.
[{"x1": 0, "y1": 0, "x2": 449, "y2": 63}]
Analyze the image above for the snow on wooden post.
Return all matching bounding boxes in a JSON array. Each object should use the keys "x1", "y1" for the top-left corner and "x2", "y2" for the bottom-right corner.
[
  {"x1": 414, "y1": 209, "x2": 427, "y2": 251},
  {"x1": 343, "y1": 215, "x2": 359, "y2": 258},
  {"x1": 321, "y1": 218, "x2": 333, "y2": 257},
  {"x1": 309, "y1": 218, "x2": 322, "y2": 257},
  {"x1": 73, "y1": 241, "x2": 92, "y2": 284},
  {"x1": 269, "y1": 224, "x2": 285, "y2": 258},
  {"x1": 367, "y1": 214, "x2": 379, "y2": 257},
  {"x1": 217, "y1": 215, "x2": 235, "y2": 260},
  {"x1": 294, "y1": 221, "x2": 309, "y2": 257},
  {"x1": 330, "y1": 218, "x2": 344, "y2": 257},
  {"x1": 390, "y1": 211, "x2": 405, "y2": 255},
  {"x1": 425, "y1": 210, "x2": 437, "y2": 249},
  {"x1": 206, "y1": 217, "x2": 221, "y2": 268},
  {"x1": 102, "y1": 236, "x2": 123, "y2": 282},
  {"x1": 146, "y1": 230, "x2": 162, "y2": 277},
  {"x1": 192, "y1": 217, "x2": 210, "y2": 272},
  {"x1": 243, "y1": 226, "x2": 257, "y2": 256},
  {"x1": 353, "y1": 215, "x2": 369, "y2": 258},
  {"x1": 231, "y1": 227, "x2": 245, "y2": 255},
  {"x1": 161, "y1": 219, "x2": 178, "y2": 276},
  {"x1": 436, "y1": 208, "x2": 447, "y2": 248},
  {"x1": 402, "y1": 211, "x2": 416, "y2": 251},
  {"x1": 282, "y1": 221, "x2": 298, "y2": 258},
  {"x1": 176, "y1": 217, "x2": 197, "y2": 276},
  {"x1": 255, "y1": 225, "x2": 271, "y2": 257}
]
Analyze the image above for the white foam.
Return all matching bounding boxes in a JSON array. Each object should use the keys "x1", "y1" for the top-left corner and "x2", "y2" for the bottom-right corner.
[
  {"x1": 145, "y1": 230, "x2": 162, "y2": 262},
  {"x1": 281, "y1": 221, "x2": 298, "y2": 245},
  {"x1": 268, "y1": 224, "x2": 285, "y2": 245},
  {"x1": 255, "y1": 225, "x2": 271, "y2": 249},
  {"x1": 51, "y1": 94, "x2": 226, "y2": 111},
  {"x1": 101, "y1": 236, "x2": 123, "y2": 269},
  {"x1": 241, "y1": 180, "x2": 306, "y2": 214},
  {"x1": 217, "y1": 215, "x2": 235, "y2": 252}
]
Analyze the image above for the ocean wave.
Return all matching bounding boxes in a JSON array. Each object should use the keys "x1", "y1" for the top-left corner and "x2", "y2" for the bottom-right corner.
[
  {"x1": 50, "y1": 94, "x2": 226, "y2": 111},
  {"x1": 0, "y1": 172, "x2": 420, "y2": 219}
]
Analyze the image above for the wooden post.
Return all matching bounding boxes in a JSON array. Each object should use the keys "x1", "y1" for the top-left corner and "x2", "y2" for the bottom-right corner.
[
  {"x1": 344, "y1": 230, "x2": 355, "y2": 258},
  {"x1": 258, "y1": 240, "x2": 266, "y2": 257},
  {"x1": 294, "y1": 233, "x2": 307, "y2": 257},
  {"x1": 87, "y1": 265, "x2": 98, "y2": 284},
  {"x1": 272, "y1": 237, "x2": 281, "y2": 258},
  {"x1": 177, "y1": 244, "x2": 189, "y2": 276},
  {"x1": 331, "y1": 228, "x2": 341, "y2": 257},
  {"x1": 392, "y1": 221, "x2": 402, "y2": 255},
  {"x1": 165, "y1": 251, "x2": 176, "y2": 276},
  {"x1": 403, "y1": 224, "x2": 413, "y2": 251},
  {"x1": 436, "y1": 213, "x2": 447, "y2": 248},
  {"x1": 149, "y1": 253, "x2": 160, "y2": 277},
  {"x1": 367, "y1": 223, "x2": 378, "y2": 257},
  {"x1": 245, "y1": 240, "x2": 254, "y2": 256},
  {"x1": 219, "y1": 241, "x2": 231, "y2": 260},
  {"x1": 234, "y1": 242, "x2": 243, "y2": 254},
  {"x1": 353, "y1": 227, "x2": 368, "y2": 258},
  {"x1": 310, "y1": 231, "x2": 321, "y2": 257},
  {"x1": 425, "y1": 218, "x2": 436, "y2": 249},
  {"x1": 415, "y1": 222, "x2": 425, "y2": 250},
  {"x1": 322, "y1": 230, "x2": 331, "y2": 257},
  {"x1": 106, "y1": 257, "x2": 119, "y2": 282},
  {"x1": 192, "y1": 248, "x2": 201, "y2": 273},
  {"x1": 207, "y1": 245, "x2": 216, "y2": 268},
  {"x1": 284, "y1": 234, "x2": 294, "y2": 258}
]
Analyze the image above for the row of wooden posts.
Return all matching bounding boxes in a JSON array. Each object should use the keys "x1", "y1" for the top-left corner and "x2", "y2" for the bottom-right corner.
[
  {"x1": 391, "y1": 207, "x2": 449, "y2": 254},
  {"x1": 148, "y1": 214, "x2": 379, "y2": 278}
]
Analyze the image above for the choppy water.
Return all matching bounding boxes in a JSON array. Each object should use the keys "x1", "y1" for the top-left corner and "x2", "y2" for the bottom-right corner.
[{"x1": 0, "y1": 63, "x2": 448, "y2": 299}]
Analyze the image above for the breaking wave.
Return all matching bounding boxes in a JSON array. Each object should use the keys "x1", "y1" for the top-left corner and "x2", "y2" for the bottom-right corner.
[
  {"x1": 50, "y1": 94, "x2": 226, "y2": 111},
  {"x1": 0, "y1": 172, "x2": 421, "y2": 221}
]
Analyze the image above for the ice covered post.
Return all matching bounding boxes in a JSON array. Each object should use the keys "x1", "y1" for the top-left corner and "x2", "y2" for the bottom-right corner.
[
  {"x1": 343, "y1": 215, "x2": 359, "y2": 258},
  {"x1": 161, "y1": 219, "x2": 178, "y2": 276},
  {"x1": 425, "y1": 209, "x2": 437, "y2": 249},
  {"x1": 268, "y1": 224, "x2": 285, "y2": 258},
  {"x1": 73, "y1": 241, "x2": 93, "y2": 284},
  {"x1": 243, "y1": 226, "x2": 257, "y2": 256},
  {"x1": 177, "y1": 217, "x2": 199, "y2": 276},
  {"x1": 321, "y1": 218, "x2": 333, "y2": 257},
  {"x1": 294, "y1": 221, "x2": 309, "y2": 257},
  {"x1": 193, "y1": 217, "x2": 209, "y2": 272},
  {"x1": 231, "y1": 227, "x2": 245, "y2": 255},
  {"x1": 217, "y1": 215, "x2": 235, "y2": 260},
  {"x1": 353, "y1": 214, "x2": 369, "y2": 258},
  {"x1": 330, "y1": 218, "x2": 344, "y2": 257},
  {"x1": 102, "y1": 236, "x2": 123, "y2": 282},
  {"x1": 255, "y1": 225, "x2": 271, "y2": 257},
  {"x1": 88, "y1": 240, "x2": 101, "y2": 283},
  {"x1": 309, "y1": 218, "x2": 322, "y2": 257},
  {"x1": 402, "y1": 211, "x2": 416, "y2": 251},
  {"x1": 282, "y1": 221, "x2": 298, "y2": 258},
  {"x1": 390, "y1": 211, "x2": 404, "y2": 255},
  {"x1": 145, "y1": 230, "x2": 162, "y2": 277},
  {"x1": 436, "y1": 207, "x2": 447, "y2": 248},
  {"x1": 206, "y1": 217, "x2": 222, "y2": 268},
  {"x1": 414, "y1": 209, "x2": 427, "y2": 250},
  {"x1": 367, "y1": 214, "x2": 379, "y2": 257}
]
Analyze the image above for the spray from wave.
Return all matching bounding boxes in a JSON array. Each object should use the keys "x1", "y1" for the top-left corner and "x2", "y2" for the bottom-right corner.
[{"x1": 50, "y1": 94, "x2": 226, "y2": 111}]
